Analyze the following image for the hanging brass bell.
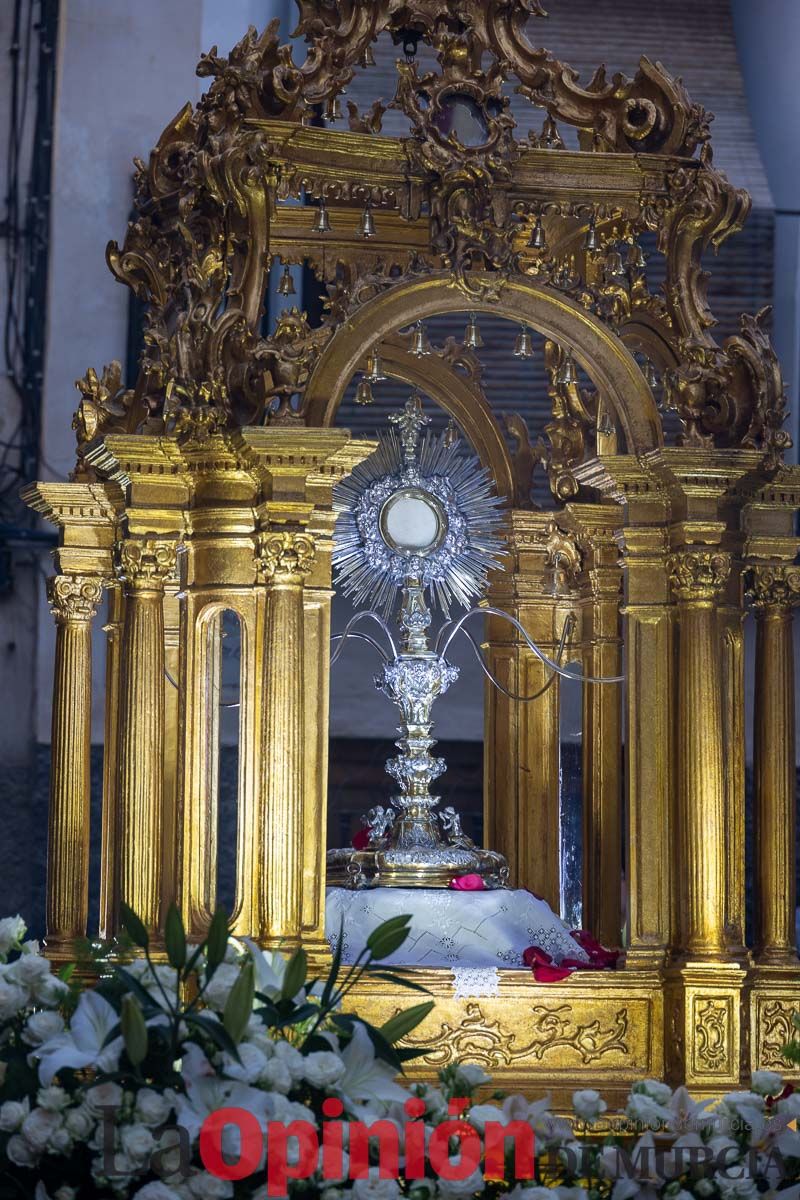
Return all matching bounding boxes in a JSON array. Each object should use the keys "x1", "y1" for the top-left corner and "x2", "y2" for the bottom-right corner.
[
  {"x1": 604, "y1": 249, "x2": 625, "y2": 279},
  {"x1": 313, "y1": 201, "x2": 331, "y2": 234},
  {"x1": 358, "y1": 204, "x2": 376, "y2": 239},
  {"x1": 513, "y1": 326, "x2": 534, "y2": 359},
  {"x1": 410, "y1": 322, "x2": 432, "y2": 357},
  {"x1": 557, "y1": 354, "x2": 577, "y2": 386},
  {"x1": 529, "y1": 215, "x2": 546, "y2": 250},
  {"x1": 583, "y1": 215, "x2": 599, "y2": 253},
  {"x1": 323, "y1": 95, "x2": 342, "y2": 123},
  {"x1": 643, "y1": 357, "x2": 660, "y2": 389},
  {"x1": 597, "y1": 410, "x2": 614, "y2": 437},
  {"x1": 355, "y1": 377, "x2": 374, "y2": 406},
  {"x1": 366, "y1": 350, "x2": 386, "y2": 382},
  {"x1": 277, "y1": 265, "x2": 295, "y2": 296},
  {"x1": 629, "y1": 241, "x2": 647, "y2": 270},
  {"x1": 463, "y1": 312, "x2": 483, "y2": 350}
]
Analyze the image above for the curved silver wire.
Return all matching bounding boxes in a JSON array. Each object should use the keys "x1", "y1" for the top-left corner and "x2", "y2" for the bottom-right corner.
[
  {"x1": 436, "y1": 605, "x2": 624, "y2": 684},
  {"x1": 329, "y1": 610, "x2": 397, "y2": 666},
  {"x1": 164, "y1": 667, "x2": 241, "y2": 710},
  {"x1": 330, "y1": 630, "x2": 392, "y2": 666},
  {"x1": 455, "y1": 621, "x2": 568, "y2": 702}
]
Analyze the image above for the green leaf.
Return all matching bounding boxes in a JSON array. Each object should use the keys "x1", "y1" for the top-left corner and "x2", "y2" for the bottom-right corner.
[
  {"x1": 164, "y1": 904, "x2": 186, "y2": 971},
  {"x1": 281, "y1": 948, "x2": 307, "y2": 1001},
  {"x1": 57, "y1": 962, "x2": 77, "y2": 984},
  {"x1": 321, "y1": 919, "x2": 344, "y2": 1008},
  {"x1": 223, "y1": 961, "x2": 255, "y2": 1045},
  {"x1": 379, "y1": 1001, "x2": 435, "y2": 1046},
  {"x1": 395, "y1": 1045, "x2": 432, "y2": 1063},
  {"x1": 365, "y1": 969, "x2": 432, "y2": 994},
  {"x1": 366, "y1": 915, "x2": 412, "y2": 961},
  {"x1": 114, "y1": 968, "x2": 162, "y2": 1015},
  {"x1": 362, "y1": 1023, "x2": 402, "y2": 1072},
  {"x1": 281, "y1": 1002, "x2": 319, "y2": 1027},
  {"x1": 121, "y1": 995, "x2": 148, "y2": 1066},
  {"x1": 205, "y1": 908, "x2": 229, "y2": 976},
  {"x1": 120, "y1": 902, "x2": 149, "y2": 950},
  {"x1": 185, "y1": 1012, "x2": 241, "y2": 1063}
]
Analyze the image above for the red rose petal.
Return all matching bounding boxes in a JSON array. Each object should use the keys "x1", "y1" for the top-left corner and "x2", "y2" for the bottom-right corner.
[
  {"x1": 533, "y1": 964, "x2": 575, "y2": 983},
  {"x1": 523, "y1": 945, "x2": 554, "y2": 968},
  {"x1": 449, "y1": 874, "x2": 486, "y2": 891}
]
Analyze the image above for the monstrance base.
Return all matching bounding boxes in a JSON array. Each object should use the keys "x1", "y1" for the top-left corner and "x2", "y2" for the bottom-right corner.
[{"x1": 326, "y1": 843, "x2": 509, "y2": 889}]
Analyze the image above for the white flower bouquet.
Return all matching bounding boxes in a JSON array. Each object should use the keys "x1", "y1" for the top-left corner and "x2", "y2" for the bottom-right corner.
[{"x1": 0, "y1": 908, "x2": 799, "y2": 1200}]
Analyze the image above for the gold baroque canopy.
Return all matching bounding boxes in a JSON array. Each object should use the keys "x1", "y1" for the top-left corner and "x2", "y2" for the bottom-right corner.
[{"x1": 71, "y1": 0, "x2": 789, "y2": 502}]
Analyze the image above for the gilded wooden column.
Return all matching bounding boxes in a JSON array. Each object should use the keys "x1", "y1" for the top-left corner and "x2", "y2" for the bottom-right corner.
[
  {"x1": 669, "y1": 549, "x2": 730, "y2": 960},
  {"x1": 257, "y1": 528, "x2": 316, "y2": 950},
  {"x1": 618, "y1": 525, "x2": 675, "y2": 966},
  {"x1": 301, "y1": 585, "x2": 334, "y2": 959},
  {"x1": 116, "y1": 537, "x2": 177, "y2": 932},
  {"x1": 572, "y1": 508, "x2": 623, "y2": 947},
  {"x1": 719, "y1": 572, "x2": 747, "y2": 959},
  {"x1": 45, "y1": 574, "x2": 104, "y2": 953},
  {"x1": 484, "y1": 513, "x2": 576, "y2": 910},
  {"x1": 748, "y1": 565, "x2": 800, "y2": 965},
  {"x1": 161, "y1": 580, "x2": 182, "y2": 914},
  {"x1": 99, "y1": 582, "x2": 124, "y2": 939}
]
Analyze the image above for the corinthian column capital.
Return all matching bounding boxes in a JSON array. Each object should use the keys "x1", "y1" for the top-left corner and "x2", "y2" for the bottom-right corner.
[
  {"x1": 115, "y1": 537, "x2": 178, "y2": 589},
  {"x1": 668, "y1": 549, "x2": 731, "y2": 603},
  {"x1": 256, "y1": 530, "x2": 316, "y2": 582},
  {"x1": 46, "y1": 574, "x2": 104, "y2": 623},
  {"x1": 746, "y1": 564, "x2": 800, "y2": 613}
]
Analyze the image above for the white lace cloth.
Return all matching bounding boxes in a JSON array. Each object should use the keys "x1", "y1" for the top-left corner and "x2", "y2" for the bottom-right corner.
[{"x1": 325, "y1": 886, "x2": 588, "y2": 970}]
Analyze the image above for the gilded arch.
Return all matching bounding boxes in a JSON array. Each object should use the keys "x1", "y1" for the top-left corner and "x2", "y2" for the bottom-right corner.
[
  {"x1": 303, "y1": 271, "x2": 663, "y2": 458},
  {"x1": 353, "y1": 334, "x2": 516, "y2": 502}
]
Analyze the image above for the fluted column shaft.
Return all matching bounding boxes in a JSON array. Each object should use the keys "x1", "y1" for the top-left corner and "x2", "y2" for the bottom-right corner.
[
  {"x1": 670, "y1": 549, "x2": 730, "y2": 960},
  {"x1": 116, "y1": 538, "x2": 177, "y2": 931},
  {"x1": 579, "y1": 535, "x2": 623, "y2": 947},
  {"x1": 748, "y1": 565, "x2": 800, "y2": 964},
  {"x1": 99, "y1": 583, "x2": 124, "y2": 939},
  {"x1": 258, "y1": 530, "x2": 315, "y2": 949},
  {"x1": 46, "y1": 575, "x2": 103, "y2": 951}
]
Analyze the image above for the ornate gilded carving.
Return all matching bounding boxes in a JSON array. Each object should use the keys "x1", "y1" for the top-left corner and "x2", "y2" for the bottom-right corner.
[
  {"x1": 46, "y1": 575, "x2": 104, "y2": 622},
  {"x1": 745, "y1": 564, "x2": 800, "y2": 612},
  {"x1": 544, "y1": 520, "x2": 582, "y2": 594},
  {"x1": 537, "y1": 340, "x2": 599, "y2": 500},
  {"x1": 527, "y1": 1004, "x2": 629, "y2": 1064},
  {"x1": 73, "y1": 362, "x2": 133, "y2": 448},
  {"x1": 256, "y1": 530, "x2": 316, "y2": 580},
  {"x1": 663, "y1": 311, "x2": 792, "y2": 466},
  {"x1": 401, "y1": 1001, "x2": 628, "y2": 1068},
  {"x1": 668, "y1": 550, "x2": 731, "y2": 602},
  {"x1": 115, "y1": 538, "x2": 178, "y2": 588},
  {"x1": 759, "y1": 1001, "x2": 796, "y2": 1071},
  {"x1": 694, "y1": 998, "x2": 729, "y2": 1072},
  {"x1": 400, "y1": 1003, "x2": 524, "y2": 1069},
  {"x1": 90, "y1": 0, "x2": 768, "y2": 469}
]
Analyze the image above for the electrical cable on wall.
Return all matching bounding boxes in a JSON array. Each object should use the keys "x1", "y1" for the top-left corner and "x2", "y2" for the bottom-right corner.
[{"x1": 1, "y1": 0, "x2": 59, "y2": 568}]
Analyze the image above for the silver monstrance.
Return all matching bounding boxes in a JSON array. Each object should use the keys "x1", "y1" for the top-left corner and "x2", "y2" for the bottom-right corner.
[
  {"x1": 327, "y1": 396, "x2": 624, "y2": 890},
  {"x1": 326, "y1": 395, "x2": 510, "y2": 888}
]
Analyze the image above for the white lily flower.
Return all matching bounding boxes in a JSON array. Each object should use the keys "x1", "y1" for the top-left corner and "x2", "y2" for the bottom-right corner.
[
  {"x1": 0, "y1": 915, "x2": 26, "y2": 956},
  {"x1": 174, "y1": 1073, "x2": 273, "y2": 1146},
  {"x1": 36, "y1": 991, "x2": 123, "y2": 1086},
  {"x1": 337, "y1": 1022, "x2": 408, "y2": 1111}
]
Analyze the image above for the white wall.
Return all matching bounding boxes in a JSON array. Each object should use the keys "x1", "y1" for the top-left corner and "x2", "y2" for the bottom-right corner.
[{"x1": 34, "y1": 0, "x2": 293, "y2": 743}]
